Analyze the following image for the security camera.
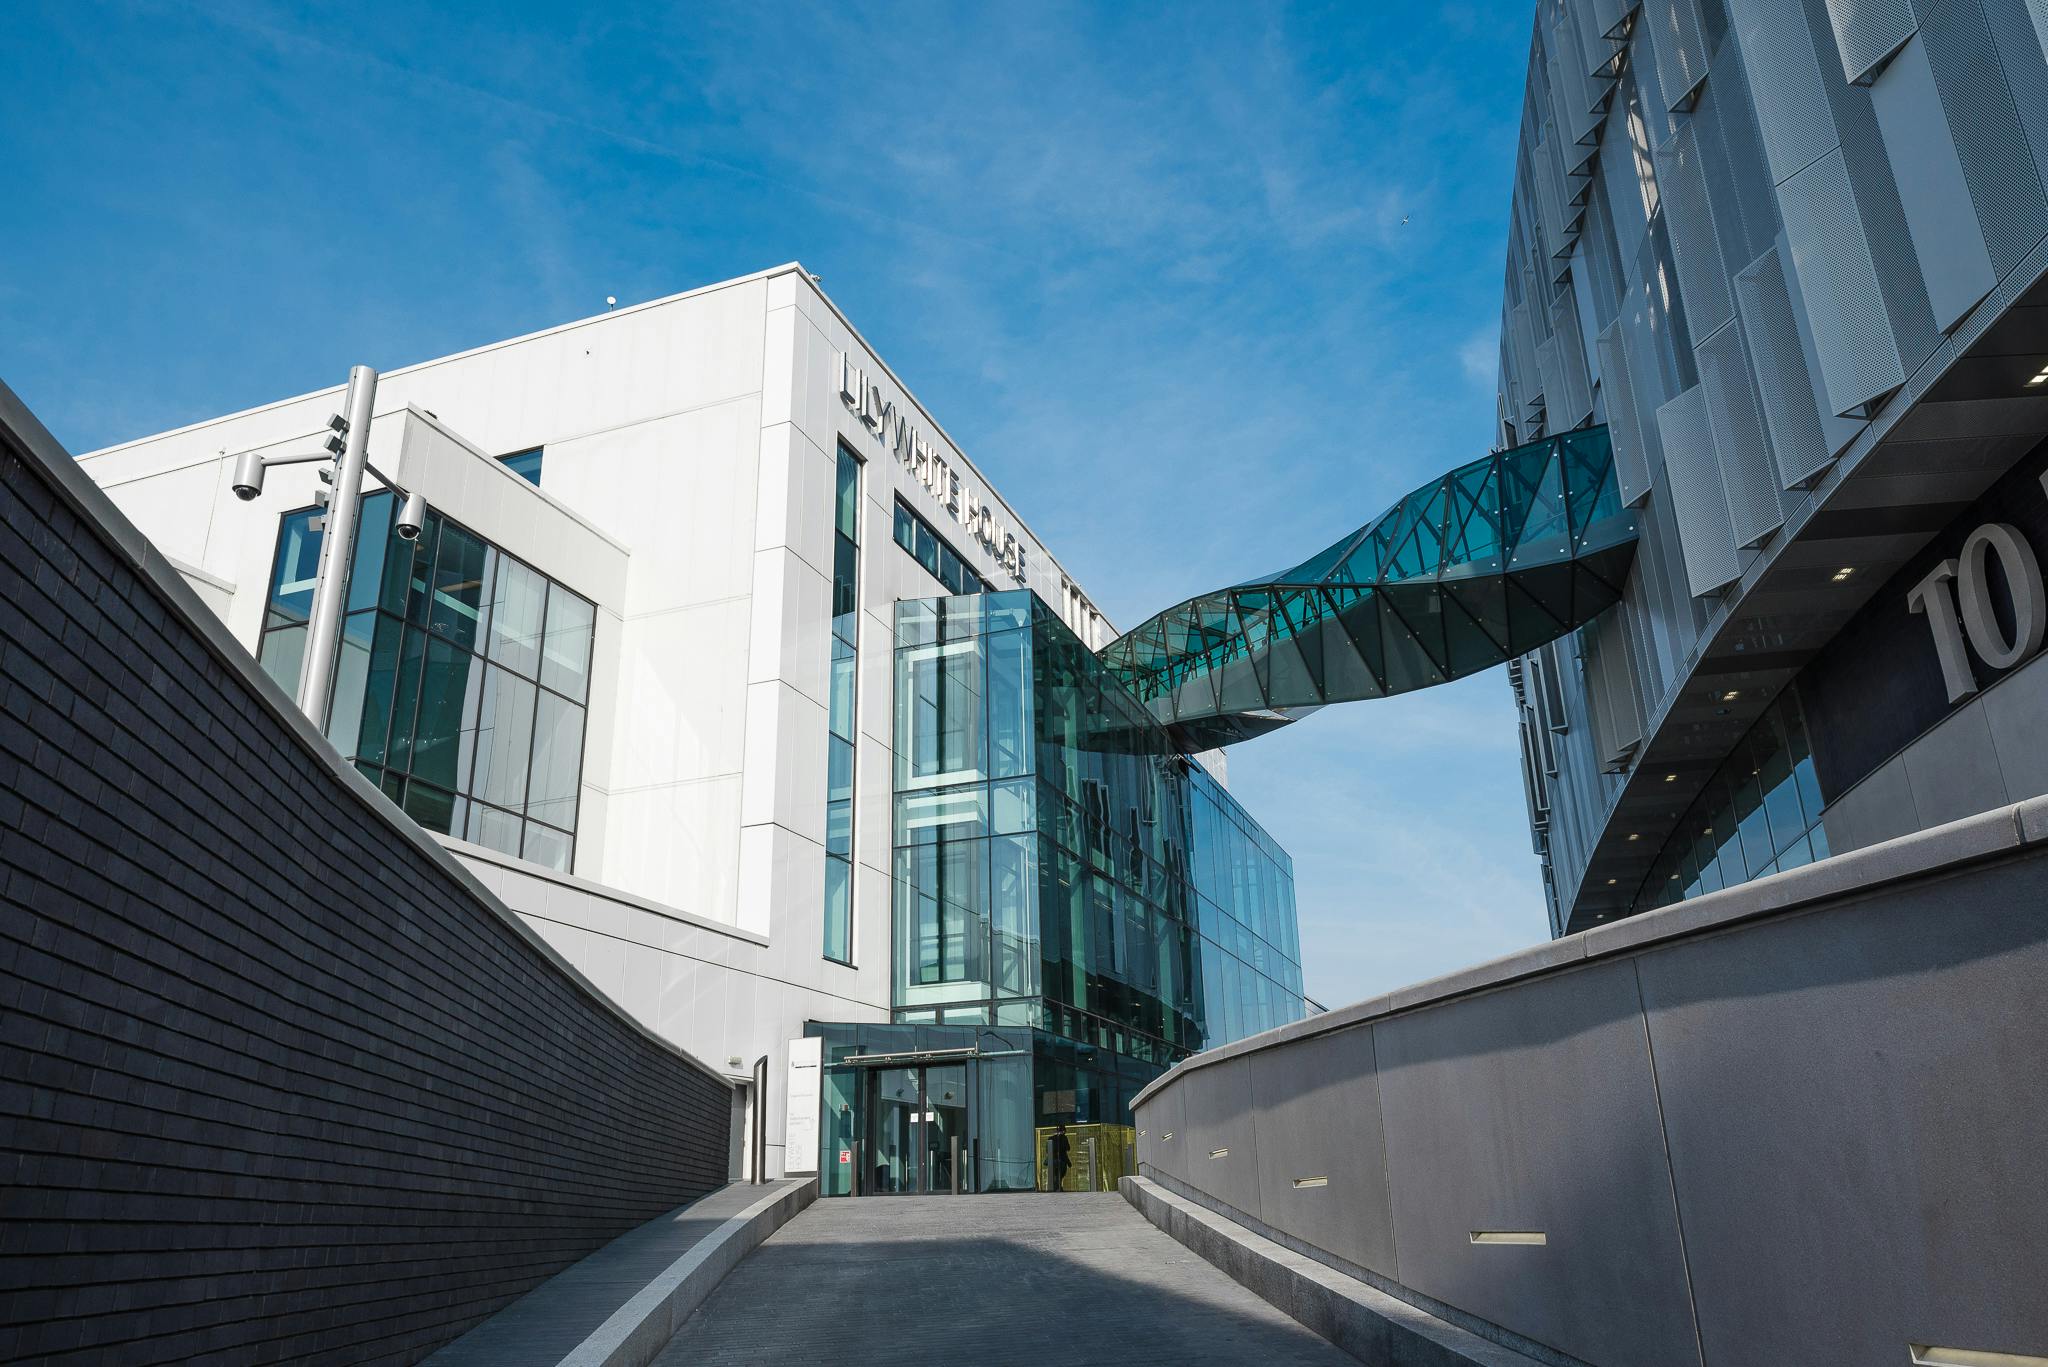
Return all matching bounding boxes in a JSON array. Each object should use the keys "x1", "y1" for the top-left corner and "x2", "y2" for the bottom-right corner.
[
  {"x1": 231, "y1": 449, "x2": 266, "y2": 501},
  {"x1": 395, "y1": 488, "x2": 428, "y2": 541}
]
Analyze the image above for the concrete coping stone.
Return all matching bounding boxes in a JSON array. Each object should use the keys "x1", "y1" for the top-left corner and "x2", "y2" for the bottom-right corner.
[
  {"x1": 424, "y1": 1178, "x2": 815, "y2": 1367},
  {"x1": 1120, "y1": 1175, "x2": 1546, "y2": 1366},
  {"x1": 1132, "y1": 792, "x2": 2048, "y2": 1111}
]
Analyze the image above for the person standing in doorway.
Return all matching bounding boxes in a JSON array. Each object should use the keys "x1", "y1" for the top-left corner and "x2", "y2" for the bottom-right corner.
[{"x1": 1048, "y1": 1122, "x2": 1071, "y2": 1192}]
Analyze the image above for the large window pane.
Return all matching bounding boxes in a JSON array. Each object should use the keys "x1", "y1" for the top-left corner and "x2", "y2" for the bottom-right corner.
[
  {"x1": 499, "y1": 448, "x2": 543, "y2": 485},
  {"x1": 486, "y1": 558, "x2": 548, "y2": 679},
  {"x1": 540, "y1": 587, "x2": 595, "y2": 703},
  {"x1": 823, "y1": 856, "x2": 852, "y2": 964},
  {"x1": 347, "y1": 491, "x2": 394, "y2": 614},
  {"x1": 835, "y1": 448, "x2": 861, "y2": 541},
  {"x1": 528, "y1": 691, "x2": 585, "y2": 830},
  {"x1": 326, "y1": 611, "x2": 377, "y2": 758},
  {"x1": 466, "y1": 803, "x2": 523, "y2": 858},
  {"x1": 385, "y1": 625, "x2": 429, "y2": 773},
  {"x1": 402, "y1": 779, "x2": 458, "y2": 836},
  {"x1": 522, "y1": 822, "x2": 572, "y2": 872},
  {"x1": 428, "y1": 524, "x2": 490, "y2": 652},
  {"x1": 471, "y1": 666, "x2": 537, "y2": 810},
  {"x1": 257, "y1": 625, "x2": 306, "y2": 695},
  {"x1": 828, "y1": 635, "x2": 856, "y2": 740},
  {"x1": 401, "y1": 512, "x2": 442, "y2": 624},
  {"x1": 410, "y1": 637, "x2": 486, "y2": 793},
  {"x1": 832, "y1": 533, "x2": 859, "y2": 636},
  {"x1": 265, "y1": 509, "x2": 323, "y2": 628},
  {"x1": 352, "y1": 612, "x2": 406, "y2": 766}
]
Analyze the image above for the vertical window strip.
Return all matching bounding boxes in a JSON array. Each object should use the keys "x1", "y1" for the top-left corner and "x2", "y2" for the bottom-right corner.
[{"x1": 824, "y1": 446, "x2": 862, "y2": 964}]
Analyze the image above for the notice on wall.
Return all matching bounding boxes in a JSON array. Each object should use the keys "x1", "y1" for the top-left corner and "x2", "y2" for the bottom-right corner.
[{"x1": 783, "y1": 1036, "x2": 822, "y2": 1173}]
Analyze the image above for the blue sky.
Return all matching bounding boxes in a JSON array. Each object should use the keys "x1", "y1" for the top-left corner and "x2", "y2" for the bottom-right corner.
[{"x1": 1, "y1": 0, "x2": 1542, "y2": 1006}]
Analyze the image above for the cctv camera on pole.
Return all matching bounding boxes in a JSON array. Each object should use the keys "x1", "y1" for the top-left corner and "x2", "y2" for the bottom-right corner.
[
  {"x1": 297, "y1": 365, "x2": 378, "y2": 726},
  {"x1": 223, "y1": 366, "x2": 425, "y2": 735}
]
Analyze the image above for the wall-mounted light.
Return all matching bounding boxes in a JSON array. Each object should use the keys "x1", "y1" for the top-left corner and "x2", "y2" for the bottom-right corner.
[
  {"x1": 1721, "y1": 689, "x2": 1739, "y2": 701},
  {"x1": 1470, "y1": 1231, "x2": 1547, "y2": 1245},
  {"x1": 1664, "y1": 773, "x2": 1678, "y2": 783},
  {"x1": 2026, "y1": 362, "x2": 2048, "y2": 387},
  {"x1": 1832, "y1": 566, "x2": 1856, "y2": 582},
  {"x1": 1627, "y1": 832, "x2": 1641, "y2": 841}
]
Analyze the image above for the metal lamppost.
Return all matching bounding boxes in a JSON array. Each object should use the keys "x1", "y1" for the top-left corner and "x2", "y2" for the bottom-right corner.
[{"x1": 230, "y1": 365, "x2": 428, "y2": 730}]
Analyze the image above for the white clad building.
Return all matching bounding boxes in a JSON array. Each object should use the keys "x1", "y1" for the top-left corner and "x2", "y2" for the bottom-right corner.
[{"x1": 77, "y1": 263, "x2": 1111, "y2": 1177}]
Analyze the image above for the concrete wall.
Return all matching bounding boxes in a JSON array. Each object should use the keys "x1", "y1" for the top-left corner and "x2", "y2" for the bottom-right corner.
[
  {"x1": 0, "y1": 381, "x2": 736, "y2": 1364},
  {"x1": 1134, "y1": 800, "x2": 2048, "y2": 1367}
]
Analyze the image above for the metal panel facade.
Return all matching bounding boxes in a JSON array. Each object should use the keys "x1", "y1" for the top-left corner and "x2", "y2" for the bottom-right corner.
[{"x1": 1655, "y1": 385, "x2": 1743, "y2": 594}]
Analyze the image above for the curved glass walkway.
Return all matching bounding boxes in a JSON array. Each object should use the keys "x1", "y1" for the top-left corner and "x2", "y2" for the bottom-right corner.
[{"x1": 1098, "y1": 426, "x2": 1637, "y2": 750}]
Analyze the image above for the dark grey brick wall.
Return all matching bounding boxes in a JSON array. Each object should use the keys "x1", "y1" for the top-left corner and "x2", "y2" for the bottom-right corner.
[{"x1": 0, "y1": 397, "x2": 732, "y2": 1365}]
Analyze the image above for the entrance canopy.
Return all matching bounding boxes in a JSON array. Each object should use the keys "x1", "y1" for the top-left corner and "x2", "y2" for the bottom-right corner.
[{"x1": 1098, "y1": 426, "x2": 1638, "y2": 749}]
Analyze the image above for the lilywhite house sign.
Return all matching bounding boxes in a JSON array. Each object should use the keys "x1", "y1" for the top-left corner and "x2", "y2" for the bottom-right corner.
[
  {"x1": 838, "y1": 353, "x2": 1027, "y2": 581},
  {"x1": 1906, "y1": 471, "x2": 2048, "y2": 703}
]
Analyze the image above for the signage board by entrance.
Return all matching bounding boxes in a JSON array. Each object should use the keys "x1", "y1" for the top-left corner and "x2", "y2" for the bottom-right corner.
[{"x1": 783, "y1": 1036, "x2": 822, "y2": 1174}]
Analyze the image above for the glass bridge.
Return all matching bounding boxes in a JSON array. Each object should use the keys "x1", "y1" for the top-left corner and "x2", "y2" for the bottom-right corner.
[{"x1": 1097, "y1": 426, "x2": 1638, "y2": 750}]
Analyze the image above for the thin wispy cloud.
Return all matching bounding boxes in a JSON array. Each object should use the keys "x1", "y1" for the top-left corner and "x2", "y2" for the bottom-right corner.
[{"x1": 0, "y1": 0, "x2": 1543, "y2": 1007}]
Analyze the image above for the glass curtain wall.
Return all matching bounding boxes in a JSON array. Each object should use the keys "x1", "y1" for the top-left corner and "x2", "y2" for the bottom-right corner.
[
  {"x1": 890, "y1": 591, "x2": 1304, "y2": 1059},
  {"x1": 256, "y1": 492, "x2": 595, "y2": 870},
  {"x1": 892, "y1": 498, "x2": 989, "y2": 595},
  {"x1": 1631, "y1": 686, "x2": 1830, "y2": 913},
  {"x1": 823, "y1": 445, "x2": 861, "y2": 963}
]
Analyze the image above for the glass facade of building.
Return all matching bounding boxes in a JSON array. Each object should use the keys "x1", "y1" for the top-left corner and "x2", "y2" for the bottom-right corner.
[
  {"x1": 1630, "y1": 686, "x2": 1830, "y2": 914},
  {"x1": 256, "y1": 491, "x2": 594, "y2": 871},
  {"x1": 823, "y1": 445, "x2": 860, "y2": 963},
  {"x1": 892, "y1": 497, "x2": 990, "y2": 596},
  {"x1": 813, "y1": 590, "x2": 1303, "y2": 1196}
]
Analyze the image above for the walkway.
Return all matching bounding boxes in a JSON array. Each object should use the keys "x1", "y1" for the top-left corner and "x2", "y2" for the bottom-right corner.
[{"x1": 652, "y1": 1191, "x2": 1355, "y2": 1366}]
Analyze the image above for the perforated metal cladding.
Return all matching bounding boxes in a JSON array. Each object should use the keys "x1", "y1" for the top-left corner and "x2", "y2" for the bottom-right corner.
[
  {"x1": 1822, "y1": 0, "x2": 1919, "y2": 84},
  {"x1": 1919, "y1": 0, "x2": 2048, "y2": 277},
  {"x1": 1777, "y1": 147, "x2": 1905, "y2": 414},
  {"x1": 1646, "y1": 0, "x2": 1711, "y2": 107},
  {"x1": 1549, "y1": 15, "x2": 1603, "y2": 160},
  {"x1": 1733, "y1": 244, "x2": 1835, "y2": 488},
  {"x1": 1694, "y1": 322, "x2": 1784, "y2": 547},
  {"x1": 1692, "y1": 49, "x2": 1783, "y2": 270},
  {"x1": 1537, "y1": 334, "x2": 1564, "y2": 417},
  {"x1": 1656, "y1": 384, "x2": 1744, "y2": 594},
  {"x1": 1869, "y1": 32, "x2": 1997, "y2": 333},
  {"x1": 1656, "y1": 122, "x2": 1736, "y2": 339},
  {"x1": 1550, "y1": 286, "x2": 1596, "y2": 424},
  {"x1": 1597, "y1": 320, "x2": 1656, "y2": 506},
  {"x1": 1727, "y1": 0, "x2": 1839, "y2": 186},
  {"x1": 1535, "y1": 127, "x2": 1573, "y2": 269},
  {"x1": 1583, "y1": 607, "x2": 1645, "y2": 767}
]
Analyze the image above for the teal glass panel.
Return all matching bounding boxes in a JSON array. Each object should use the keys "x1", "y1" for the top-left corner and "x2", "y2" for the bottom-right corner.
[
  {"x1": 265, "y1": 508, "x2": 323, "y2": 629},
  {"x1": 353, "y1": 612, "x2": 407, "y2": 766},
  {"x1": 401, "y1": 779, "x2": 458, "y2": 835},
  {"x1": 402, "y1": 512, "x2": 444, "y2": 625},
  {"x1": 410, "y1": 636, "x2": 484, "y2": 793},
  {"x1": 823, "y1": 856, "x2": 853, "y2": 964},
  {"x1": 835, "y1": 446, "x2": 861, "y2": 541},
  {"x1": 385, "y1": 625, "x2": 429, "y2": 773},
  {"x1": 347, "y1": 491, "x2": 394, "y2": 615},
  {"x1": 832, "y1": 533, "x2": 859, "y2": 636},
  {"x1": 828, "y1": 635, "x2": 856, "y2": 741},
  {"x1": 893, "y1": 501, "x2": 915, "y2": 553},
  {"x1": 827, "y1": 735, "x2": 854, "y2": 807},
  {"x1": 499, "y1": 448, "x2": 543, "y2": 485}
]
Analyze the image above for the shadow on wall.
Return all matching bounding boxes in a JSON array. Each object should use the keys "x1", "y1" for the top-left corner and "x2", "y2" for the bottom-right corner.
[
  {"x1": 1135, "y1": 843, "x2": 2048, "y2": 1367},
  {"x1": 0, "y1": 378, "x2": 735, "y2": 1365}
]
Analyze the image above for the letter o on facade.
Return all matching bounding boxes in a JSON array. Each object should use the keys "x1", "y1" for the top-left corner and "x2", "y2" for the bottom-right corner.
[{"x1": 1956, "y1": 522, "x2": 2045, "y2": 670}]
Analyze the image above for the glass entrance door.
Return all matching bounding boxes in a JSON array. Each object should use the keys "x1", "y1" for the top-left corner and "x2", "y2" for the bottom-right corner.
[
  {"x1": 868, "y1": 1067, "x2": 920, "y2": 1194},
  {"x1": 862, "y1": 1064, "x2": 972, "y2": 1194}
]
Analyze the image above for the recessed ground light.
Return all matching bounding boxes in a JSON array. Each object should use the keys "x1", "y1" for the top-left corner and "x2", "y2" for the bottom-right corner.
[
  {"x1": 1721, "y1": 689, "x2": 1739, "y2": 701},
  {"x1": 1664, "y1": 773, "x2": 1677, "y2": 782},
  {"x1": 1832, "y1": 566, "x2": 1855, "y2": 582},
  {"x1": 1605, "y1": 878, "x2": 1617, "y2": 885},
  {"x1": 1627, "y1": 832, "x2": 1641, "y2": 841},
  {"x1": 1910, "y1": 1346, "x2": 2048, "y2": 1366}
]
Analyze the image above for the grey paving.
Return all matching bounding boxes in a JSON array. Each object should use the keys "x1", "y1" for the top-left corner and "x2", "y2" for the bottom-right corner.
[{"x1": 653, "y1": 1192, "x2": 1357, "y2": 1366}]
